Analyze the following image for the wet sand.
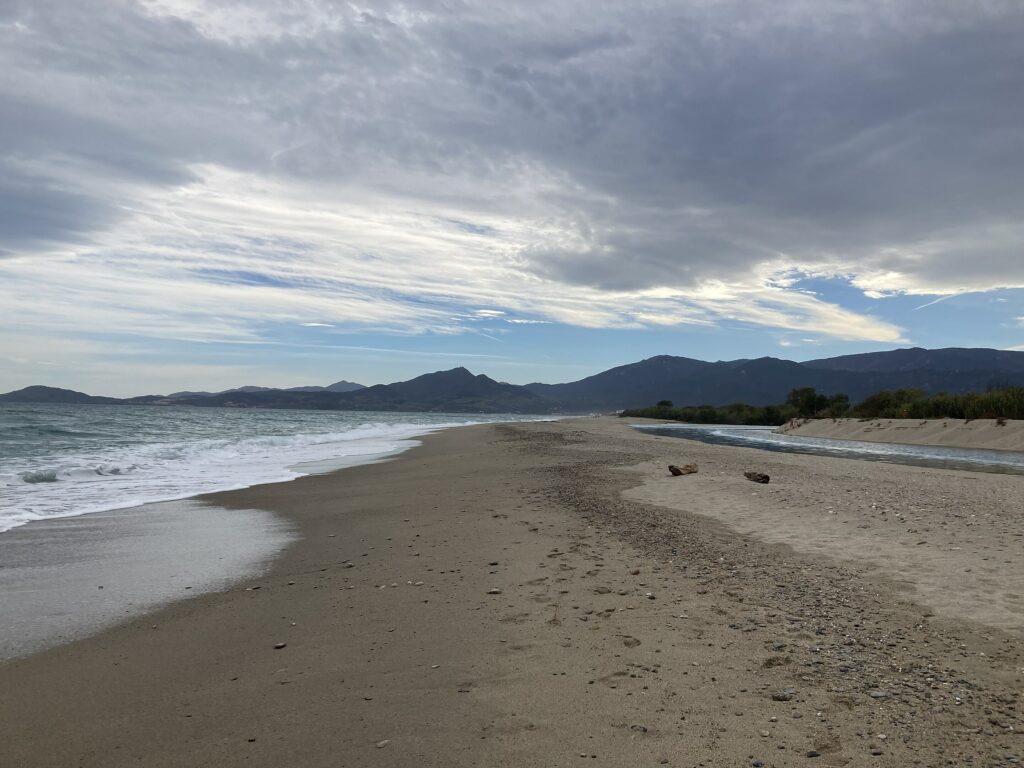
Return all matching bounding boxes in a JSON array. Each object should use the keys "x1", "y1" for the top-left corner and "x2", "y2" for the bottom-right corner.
[
  {"x1": 0, "y1": 500, "x2": 295, "y2": 661},
  {"x1": 0, "y1": 418, "x2": 1020, "y2": 767}
]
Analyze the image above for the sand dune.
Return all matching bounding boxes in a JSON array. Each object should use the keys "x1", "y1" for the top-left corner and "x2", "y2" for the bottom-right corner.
[{"x1": 778, "y1": 416, "x2": 1024, "y2": 451}]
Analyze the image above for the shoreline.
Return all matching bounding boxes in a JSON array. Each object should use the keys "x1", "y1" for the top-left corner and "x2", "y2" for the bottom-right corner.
[
  {"x1": 0, "y1": 499, "x2": 296, "y2": 661},
  {"x1": 777, "y1": 416, "x2": 1024, "y2": 452},
  {"x1": 1, "y1": 418, "x2": 1020, "y2": 766},
  {"x1": 0, "y1": 416, "x2": 552, "y2": 659},
  {"x1": 1, "y1": 406, "x2": 552, "y2": 535}
]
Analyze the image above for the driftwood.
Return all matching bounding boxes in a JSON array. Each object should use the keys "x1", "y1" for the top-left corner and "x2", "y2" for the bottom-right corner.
[
  {"x1": 743, "y1": 471, "x2": 770, "y2": 484},
  {"x1": 668, "y1": 463, "x2": 697, "y2": 476}
]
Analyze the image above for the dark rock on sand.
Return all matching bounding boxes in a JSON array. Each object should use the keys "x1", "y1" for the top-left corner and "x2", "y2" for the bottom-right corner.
[{"x1": 668, "y1": 463, "x2": 697, "y2": 476}]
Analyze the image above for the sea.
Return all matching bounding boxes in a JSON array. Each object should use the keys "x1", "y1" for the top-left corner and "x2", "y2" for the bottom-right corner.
[
  {"x1": 0, "y1": 403, "x2": 551, "y2": 534},
  {"x1": 0, "y1": 403, "x2": 553, "y2": 658}
]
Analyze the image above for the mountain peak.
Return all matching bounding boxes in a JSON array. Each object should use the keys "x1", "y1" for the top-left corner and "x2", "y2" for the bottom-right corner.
[{"x1": 5, "y1": 347, "x2": 1024, "y2": 412}]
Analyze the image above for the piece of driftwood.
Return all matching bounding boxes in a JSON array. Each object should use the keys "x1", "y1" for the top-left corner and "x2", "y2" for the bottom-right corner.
[
  {"x1": 668, "y1": 463, "x2": 697, "y2": 476},
  {"x1": 743, "y1": 471, "x2": 770, "y2": 484}
]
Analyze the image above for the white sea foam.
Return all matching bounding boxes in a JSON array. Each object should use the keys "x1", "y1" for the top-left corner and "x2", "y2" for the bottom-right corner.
[{"x1": 1, "y1": 412, "x2": 547, "y2": 533}]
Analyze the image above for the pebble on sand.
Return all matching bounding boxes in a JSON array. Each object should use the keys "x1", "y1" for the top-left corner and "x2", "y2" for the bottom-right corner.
[{"x1": 487, "y1": 588, "x2": 503, "y2": 594}]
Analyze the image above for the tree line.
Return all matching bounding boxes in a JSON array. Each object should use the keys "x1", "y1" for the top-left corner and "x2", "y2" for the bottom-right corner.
[{"x1": 620, "y1": 386, "x2": 1024, "y2": 425}]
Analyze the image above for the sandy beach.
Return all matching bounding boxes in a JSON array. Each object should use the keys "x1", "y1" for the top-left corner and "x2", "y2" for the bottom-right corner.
[
  {"x1": 1, "y1": 417, "x2": 1021, "y2": 767},
  {"x1": 778, "y1": 417, "x2": 1024, "y2": 452}
]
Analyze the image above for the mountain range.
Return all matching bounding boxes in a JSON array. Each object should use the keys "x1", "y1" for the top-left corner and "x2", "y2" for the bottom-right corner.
[
  {"x1": 166, "y1": 380, "x2": 365, "y2": 398},
  {"x1": 3, "y1": 347, "x2": 1023, "y2": 414}
]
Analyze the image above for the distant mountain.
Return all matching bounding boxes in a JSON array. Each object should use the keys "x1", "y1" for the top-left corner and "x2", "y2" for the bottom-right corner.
[
  {"x1": 167, "y1": 390, "x2": 217, "y2": 399},
  {"x1": 284, "y1": 380, "x2": 365, "y2": 393},
  {"x1": 527, "y1": 347, "x2": 1024, "y2": 410},
  {"x1": 167, "y1": 380, "x2": 366, "y2": 399},
  {"x1": 1, "y1": 380, "x2": 367, "y2": 407},
  {"x1": 4, "y1": 348, "x2": 1023, "y2": 413},
  {"x1": 325, "y1": 380, "x2": 365, "y2": 392},
  {"x1": 334, "y1": 368, "x2": 549, "y2": 412},
  {"x1": 170, "y1": 368, "x2": 553, "y2": 413},
  {"x1": 804, "y1": 347, "x2": 1024, "y2": 375},
  {"x1": 525, "y1": 355, "x2": 713, "y2": 410},
  {"x1": 0, "y1": 385, "x2": 123, "y2": 405},
  {"x1": 526, "y1": 356, "x2": 843, "y2": 410}
]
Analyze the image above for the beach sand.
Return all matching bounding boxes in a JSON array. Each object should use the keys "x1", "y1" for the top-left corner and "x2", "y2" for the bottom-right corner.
[
  {"x1": 0, "y1": 417, "x2": 1020, "y2": 767},
  {"x1": 0, "y1": 500, "x2": 295, "y2": 661},
  {"x1": 778, "y1": 417, "x2": 1024, "y2": 452}
]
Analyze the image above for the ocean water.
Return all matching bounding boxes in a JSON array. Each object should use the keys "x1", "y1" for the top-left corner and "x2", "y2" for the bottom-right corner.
[
  {"x1": 0, "y1": 403, "x2": 549, "y2": 533},
  {"x1": 634, "y1": 423, "x2": 1024, "y2": 475}
]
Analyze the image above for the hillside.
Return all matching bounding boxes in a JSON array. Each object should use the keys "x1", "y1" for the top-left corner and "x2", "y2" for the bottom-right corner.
[
  {"x1": 158, "y1": 368, "x2": 554, "y2": 414},
  {"x1": 167, "y1": 380, "x2": 365, "y2": 398},
  {"x1": 804, "y1": 347, "x2": 1024, "y2": 375},
  {"x1": 0, "y1": 386, "x2": 123, "y2": 405},
  {"x1": 528, "y1": 348, "x2": 1024, "y2": 410},
  {"x1": 4, "y1": 347, "x2": 1024, "y2": 413},
  {"x1": 525, "y1": 355, "x2": 713, "y2": 410}
]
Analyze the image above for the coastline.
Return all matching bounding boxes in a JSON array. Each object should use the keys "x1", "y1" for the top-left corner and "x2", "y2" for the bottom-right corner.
[
  {"x1": 0, "y1": 499, "x2": 296, "y2": 661},
  {"x1": 777, "y1": 416, "x2": 1024, "y2": 452},
  {"x1": 1, "y1": 418, "x2": 1020, "y2": 766},
  {"x1": 0, "y1": 404, "x2": 546, "y2": 535}
]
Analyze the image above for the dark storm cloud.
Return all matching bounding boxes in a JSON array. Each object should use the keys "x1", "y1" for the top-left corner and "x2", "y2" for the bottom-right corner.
[{"x1": 2, "y1": 0, "x2": 1023, "y2": 295}]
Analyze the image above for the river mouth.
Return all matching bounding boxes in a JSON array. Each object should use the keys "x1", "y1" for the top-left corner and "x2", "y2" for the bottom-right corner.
[{"x1": 633, "y1": 423, "x2": 1024, "y2": 475}]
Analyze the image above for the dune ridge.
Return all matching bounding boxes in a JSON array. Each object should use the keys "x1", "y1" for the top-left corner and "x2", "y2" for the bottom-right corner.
[{"x1": 777, "y1": 416, "x2": 1024, "y2": 452}]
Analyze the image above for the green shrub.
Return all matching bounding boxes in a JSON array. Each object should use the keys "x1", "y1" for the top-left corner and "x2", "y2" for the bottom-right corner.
[{"x1": 621, "y1": 386, "x2": 1024, "y2": 425}]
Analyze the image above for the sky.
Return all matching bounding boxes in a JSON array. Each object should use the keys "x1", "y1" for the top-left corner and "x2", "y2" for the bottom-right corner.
[{"x1": 1, "y1": 0, "x2": 1023, "y2": 397}]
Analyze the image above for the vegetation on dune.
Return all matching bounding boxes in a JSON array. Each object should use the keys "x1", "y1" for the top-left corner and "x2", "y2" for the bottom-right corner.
[
  {"x1": 620, "y1": 387, "x2": 847, "y2": 425},
  {"x1": 621, "y1": 386, "x2": 1024, "y2": 425},
  {"x1": 849, "y1": 387, "x2": 1024, "y2": 420}
]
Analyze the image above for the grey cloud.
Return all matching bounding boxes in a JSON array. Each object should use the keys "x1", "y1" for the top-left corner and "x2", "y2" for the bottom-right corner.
[
  {"x1": 0, "y1": 163, "x2": 113, "y2": 252},
  {"x1": 0, "y1": 96, "x2": 196, "y2": 187},
  {"x1": 3, "y1": 0, "x2": 1023, "y2": 295}
]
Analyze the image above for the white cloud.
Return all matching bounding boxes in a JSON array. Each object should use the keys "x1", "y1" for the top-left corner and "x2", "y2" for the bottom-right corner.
[
  {"x1": 4, "y1": 0, "x2": 1021, "y2": 367},
  {"x1": 0, "y1": 162, "x2": 907, "y2": 345}
]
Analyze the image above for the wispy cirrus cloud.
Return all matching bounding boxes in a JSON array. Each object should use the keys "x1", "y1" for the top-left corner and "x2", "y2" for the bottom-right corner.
[{"x1": 0, "y1": 161, "x2": 905, "y2": 344}]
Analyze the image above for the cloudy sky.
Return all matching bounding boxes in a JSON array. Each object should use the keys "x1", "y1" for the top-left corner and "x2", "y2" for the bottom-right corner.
[{"x1": 2, "y1": 0, "x2": 1023, "y2": 396}]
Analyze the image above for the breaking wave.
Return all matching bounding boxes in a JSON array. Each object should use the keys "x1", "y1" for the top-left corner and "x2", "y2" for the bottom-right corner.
[{"x1": 1, "y1": 407, "x2": 550, "y2": 533}]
